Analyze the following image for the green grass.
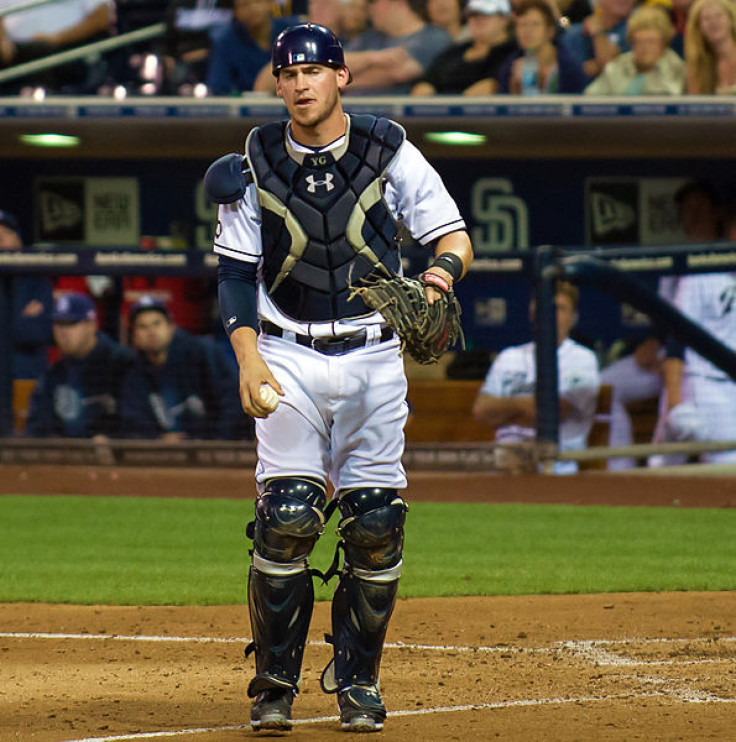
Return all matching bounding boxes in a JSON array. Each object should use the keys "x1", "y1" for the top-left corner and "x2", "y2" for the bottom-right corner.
[{"x1": 0, "y1": 495, "x2": 734, "y2": 605}]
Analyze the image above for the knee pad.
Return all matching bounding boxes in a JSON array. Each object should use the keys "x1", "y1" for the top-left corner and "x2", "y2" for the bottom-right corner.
[
  {"x1": 250, "y1": 477, "x2": 327, "y2": 565},
  {"x1": 337, "y1": 488, "x2": 408, "y2": 574}
]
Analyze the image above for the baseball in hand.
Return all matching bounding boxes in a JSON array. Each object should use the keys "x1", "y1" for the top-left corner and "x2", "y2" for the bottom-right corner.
[{"x1": 259, "y1": 383, "x2": 280, "y2": 412}]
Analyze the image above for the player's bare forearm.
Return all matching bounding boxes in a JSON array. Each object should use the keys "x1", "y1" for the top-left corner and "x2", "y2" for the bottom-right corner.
[
  {"x1": 229, "y1": 326, "x2": 283, "y2": 418},
  {"x1": 662, "y1": 357, "x2": 684, "y2": 410},
  {"x1": 424, "y1": 230, "x2": 473, "y2": 304},
  {"x1": 472, "y1": 394, "x2": 535, "y2": 428}
]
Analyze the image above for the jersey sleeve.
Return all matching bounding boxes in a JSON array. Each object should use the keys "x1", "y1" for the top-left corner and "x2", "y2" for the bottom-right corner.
[
  {"x1": 212, "y1": 185, "x2": 263, "y2": 264},
  {"x1": 384, "y1": 139, "x2": 466, "y2": 246}
]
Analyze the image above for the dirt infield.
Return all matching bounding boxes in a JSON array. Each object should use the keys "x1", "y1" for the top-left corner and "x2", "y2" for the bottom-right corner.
[
  {"x1": 2, "y1": 593, "x2": 734, "y2": 741},
  {"x1": 1, "y1": 466, "x2": 734, "y2": 741}
]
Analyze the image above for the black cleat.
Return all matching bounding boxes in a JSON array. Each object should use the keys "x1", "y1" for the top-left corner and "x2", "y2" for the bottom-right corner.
[
  {"x1": 250, "y1": 688, "x2": 293, "y2": 732},
  {"x1": 338, "y1": 685, "x2": 387, "y2": 733}
]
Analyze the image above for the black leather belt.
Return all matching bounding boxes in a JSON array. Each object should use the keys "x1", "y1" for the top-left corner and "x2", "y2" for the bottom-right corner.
[{"x1": 261, "y1": 320, "x2": 394, "y2": 356}]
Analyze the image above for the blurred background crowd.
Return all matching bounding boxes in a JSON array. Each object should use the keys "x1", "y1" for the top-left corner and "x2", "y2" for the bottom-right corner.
[{"x1": 1, "y1": 0, "x2": 735, "y2": 97}]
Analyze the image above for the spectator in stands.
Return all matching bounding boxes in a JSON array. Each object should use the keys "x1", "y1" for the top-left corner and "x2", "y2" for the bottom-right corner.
[
  {"x1": 121, "y1": 296, "x2": 250, "y2": 440},
  {"x1": 685, "y1": 0, "x2": 736, "y2": 94},
  {"x1": 427, "y1": 0, "x2": 470, "y2": 41},
  {"x1": 0, "y1": 210, "x2": 53, "y2": 382},
  {"x1": 164, "y1": 0, "x2": 233, "y2": 92},
  {"x1": 338, "y1": 0, "x2": 370, "y2": 42},
  {"x1": 600, "y1": 333, "x2": 663, "y2": 470},
  {"x1": 472, "y1": 281, "x2": 600, "y2": 474},
  {"x1": 411, "y1": 0, "x2": 516, "y2": 95},
  {"x1": 25, "y1": 292, "x2": 134, "y2": 438},
  {"x1": 0, "y1": 0, "x2": 114, "y2": 92},
  {"x1": 497, "y1": 0, "x2": 587, "y2": 94},
  {"x1": 343, "y1": 0, "x2": 453, "y2": 94},
  {"x1": 559, "y1": 0, "x2": 636, "y2": 81},
  {"x1": 206, "y1": 0, "x2": 293, "y2": 94},
  {"x1": 307, "y1": 0, "x2": 344, "y2": 34},
  {"x1": 584, "y1": 6, "x2": 685, "y2": 95}
]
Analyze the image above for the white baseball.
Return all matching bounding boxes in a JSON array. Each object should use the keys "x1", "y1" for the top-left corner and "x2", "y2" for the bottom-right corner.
[{"x1": 259, "y1": 383, "x2": 280, "y2": 412}]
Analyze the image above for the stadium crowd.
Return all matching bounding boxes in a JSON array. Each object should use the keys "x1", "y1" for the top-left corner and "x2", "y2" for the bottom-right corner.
[{"x1": 1, "y1": 0, "x2": 736, "y2": 96}]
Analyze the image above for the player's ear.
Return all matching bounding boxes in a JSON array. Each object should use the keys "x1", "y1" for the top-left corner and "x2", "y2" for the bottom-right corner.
[
  {"x1": 336, "y1": 66, "x2": 350, "y2": 89},
  {"x1": 275, "y1": 75, "x2": 283, "y2": 98}
]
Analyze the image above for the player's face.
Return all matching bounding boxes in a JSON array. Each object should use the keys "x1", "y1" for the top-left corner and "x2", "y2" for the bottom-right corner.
[
  {"x1": 276, "y1": 63, "x2": 348, "y2": 133},
  {"x1": 679, "y1": 191, "x2": 719, "y2": 242},
  {"x1": 0, "y1": 224, "x2": 21, "y2": 249},
  {"x1": 554, "y1": 293, "x2": 577, "y2": 342},
  {"x1": 53, "y1": 319, "x2": 97, "y2": 359},
  {"x1": 131, "y1": 311, "x2": 174, "y2": 356}
]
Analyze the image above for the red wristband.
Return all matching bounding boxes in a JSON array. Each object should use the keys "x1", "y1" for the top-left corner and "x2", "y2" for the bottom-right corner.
[{"x1": 422, "y1": 271, "x2": 451, "y2": 292}]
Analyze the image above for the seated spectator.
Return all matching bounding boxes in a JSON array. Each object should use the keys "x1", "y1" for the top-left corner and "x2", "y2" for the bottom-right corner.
[
  {"x1": 472, "y1": 281, "x2": 600, "y2": 474},
  {"x1": 121, "y1": 296, "x2": 250, "y2": 440},
  {"x1": 206, "y1": 0, "x2": 293, "y2": 94},
  {"x1": 338, "y1": 0, "x2": 370, "y2": 42},
  {"x1": 412, "y1": 0, "x2": 516, "y2": 95},
  {"x1": 685, "y1": 0, "x2": 736, "y2": 94},
  {"x1": 0, "y1": 210, "x2": 53, "y2": 381},
  {"x1": 584, "y1": 6, "x2": 685, "y2": 95},
  {"x1": 25, "y1": 292, "x2": 135, "y2": 438},
  {"x1": 0, "y1": 0, "x2": 114, "y2": 92},
  {"x1": 307, "y1": 0, "x2": 344, "y2": 35},
  {"x1": 164, "y1": 0, "x2": 234, "y2": 92},
  {"x1": 600, "y1": 334, "x2": 663, "y2": 470},
  {"x1": 497, "y1": 0, "x2": 587, "y2": 94},
  {"x1": 427, "y1": 0, "x2": 470, "y2": 41},
  {"x1": 559, "y1": 0, "x2": 637, "y2": 81},
  {"x1": 343, "y1": 0, "x2": 453, "y2": 94}
]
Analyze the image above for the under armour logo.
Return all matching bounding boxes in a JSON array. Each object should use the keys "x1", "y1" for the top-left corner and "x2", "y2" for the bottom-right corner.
[{"x1": 306, "y1": 173, "x2": 335, "y2": 193}]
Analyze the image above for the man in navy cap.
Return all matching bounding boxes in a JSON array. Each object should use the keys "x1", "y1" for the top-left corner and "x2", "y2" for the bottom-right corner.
[
  {"x1": 25, "y1": 291, "x2": 135, "y2": 438},
  {"x1": 120, "y1": 295, "x2": 251, "y2": 440},
  {"x1": 0, "y1": 209, "x2": 53, "y2": 382}
]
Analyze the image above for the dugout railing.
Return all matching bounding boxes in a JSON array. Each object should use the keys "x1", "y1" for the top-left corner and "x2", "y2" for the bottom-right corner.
[{"x1": 3, "y1": 241, "x2": 736, "y2": 471}]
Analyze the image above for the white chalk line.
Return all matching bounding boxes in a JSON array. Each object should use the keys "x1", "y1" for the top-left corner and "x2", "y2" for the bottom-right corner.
[
  {"x1": 58, "y1": 692, "x2": 675, "y2": 742},
  {"x1": 1, "y1": 631, "x2": 733, "y2": 658}
]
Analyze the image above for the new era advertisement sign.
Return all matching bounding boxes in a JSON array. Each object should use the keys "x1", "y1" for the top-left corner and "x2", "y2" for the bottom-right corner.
[{"x1": 35, "y1": 178, "x2": 140, "y2": 247}]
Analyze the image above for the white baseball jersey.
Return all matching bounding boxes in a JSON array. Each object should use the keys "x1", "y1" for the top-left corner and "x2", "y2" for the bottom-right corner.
[
  {"x1": 671, "y1": 272, "x2": 736, "y2": 463},
  {"x1": 214, "y1": 119, "x2": 466, "y2": 489},
  {"x1": 600, "y1": 353, "x2": 662, "y2": 470},
  {"x1": 480, "y1": 338, "x2": 600, "y2": 473}
]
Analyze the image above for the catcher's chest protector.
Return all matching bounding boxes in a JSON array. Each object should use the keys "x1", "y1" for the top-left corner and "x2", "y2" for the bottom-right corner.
[{"x1": 247, "y1": 114, "x2": 404, "y2": 323}]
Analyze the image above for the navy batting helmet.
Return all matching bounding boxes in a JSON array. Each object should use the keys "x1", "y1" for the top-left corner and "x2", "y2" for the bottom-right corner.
[{"x1": 271, "y1": 23, "x2": 352, "y2": 81}]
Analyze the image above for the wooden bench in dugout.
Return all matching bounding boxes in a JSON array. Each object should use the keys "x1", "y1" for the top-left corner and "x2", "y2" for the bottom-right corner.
[{"x1": 406, "y1": 381, "x2": 659, "y2": 469}]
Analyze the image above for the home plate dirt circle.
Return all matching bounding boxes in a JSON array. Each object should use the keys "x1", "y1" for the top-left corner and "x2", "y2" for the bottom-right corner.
[{"x1": 2, "y1": 591, "x2": 734, "y2": 741}]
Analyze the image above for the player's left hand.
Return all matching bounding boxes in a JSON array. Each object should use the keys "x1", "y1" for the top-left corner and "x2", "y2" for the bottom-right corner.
[{"x1": 422, "y1": 267, "x2": 453, "y2": 305}]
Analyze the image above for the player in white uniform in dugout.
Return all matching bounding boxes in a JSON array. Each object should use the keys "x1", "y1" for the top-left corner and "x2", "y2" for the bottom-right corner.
[{"x1": 205, "y1": 23, "x2": 473, "y2": 733}]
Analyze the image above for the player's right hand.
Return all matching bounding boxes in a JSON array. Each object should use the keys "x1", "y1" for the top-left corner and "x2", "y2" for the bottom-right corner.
[{"x1": 239, "y1": 357, "x2": 284, "y2": 418}]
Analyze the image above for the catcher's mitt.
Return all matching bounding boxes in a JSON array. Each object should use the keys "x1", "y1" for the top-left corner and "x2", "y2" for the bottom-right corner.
[{"x1": 350, "y1": 272, "x2": 464, "y2": 364}]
